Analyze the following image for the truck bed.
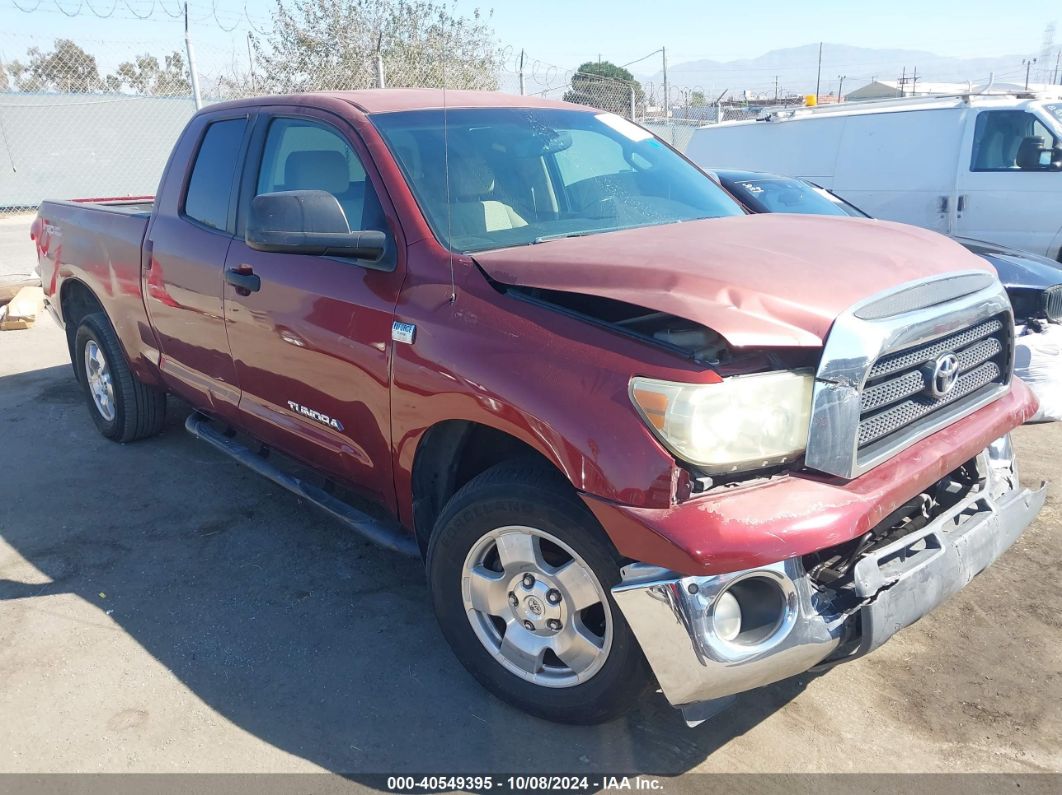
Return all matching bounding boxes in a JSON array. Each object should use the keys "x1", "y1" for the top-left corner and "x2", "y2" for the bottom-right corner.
[
  {"x1": 67, "y1": 197, "x2": 155, "y2": 216},
  {"x1": 34, "y1": 198, "x2": 158, "y2": 383}
]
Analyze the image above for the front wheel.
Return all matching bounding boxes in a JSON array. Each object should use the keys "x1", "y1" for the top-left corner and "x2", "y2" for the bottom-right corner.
[{"x1": 426, "y1": 460, "x2": 652, "y2": 724}]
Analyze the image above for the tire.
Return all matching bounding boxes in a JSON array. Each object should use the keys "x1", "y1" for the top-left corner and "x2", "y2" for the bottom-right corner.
[
  {"x1": 74, "y1": 312, "x2": 166, "y2": 442},
  {"x1": 426, "y1": 459, "x2": 653, "y2": 724}
]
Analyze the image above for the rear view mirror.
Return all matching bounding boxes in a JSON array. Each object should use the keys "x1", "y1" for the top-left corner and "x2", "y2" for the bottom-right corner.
[
  {"x1": 512, "y1": 129, "x2": 573, "y2": 158},
  {"x1": 246, "y1": 190, "x2": 388, "y2": 265},
  {"x1": 1015, "y1": 136, "x2": 1062, "y2": 171}
]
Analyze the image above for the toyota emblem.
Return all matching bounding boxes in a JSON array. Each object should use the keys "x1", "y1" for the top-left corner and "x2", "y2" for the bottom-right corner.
[{"x1": 929, "y1": 353, "x2": 960, "y2": 398}]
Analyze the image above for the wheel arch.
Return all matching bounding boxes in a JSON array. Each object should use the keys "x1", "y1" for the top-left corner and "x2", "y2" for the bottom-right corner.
[
  {"x1": 409, "y1": 419, "x2": 574, "y2": 556},
  {"x1": 59, "y1": 279, "x2": 106, "y2": 376}
]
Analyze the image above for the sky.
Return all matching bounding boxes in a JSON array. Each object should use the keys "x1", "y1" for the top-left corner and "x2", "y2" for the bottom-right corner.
[{"x1": 0, "y1": 0, "x2": 1057, "y2": 78}]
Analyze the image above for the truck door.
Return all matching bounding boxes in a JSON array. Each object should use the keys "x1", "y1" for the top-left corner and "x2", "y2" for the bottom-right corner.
[
  {"x1": 222, "y1": 109, "x2": 403, "y2": 510},
  {"x1": 144, "y1": 112, "x2": 252, "y2": 420},
  {"x1": 955, "y1": 108, "x2": 1062, "y2": 256}
]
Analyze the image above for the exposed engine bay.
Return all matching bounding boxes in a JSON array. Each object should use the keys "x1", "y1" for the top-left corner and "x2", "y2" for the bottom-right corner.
[{"x1": 500, "y1": 282, "x2": 819, "y2": 375}]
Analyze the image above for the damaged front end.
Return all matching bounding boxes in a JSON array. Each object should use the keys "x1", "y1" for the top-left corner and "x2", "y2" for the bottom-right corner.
[{"x1": 612, "y1": 435, "x2": 1046, "y2": 726}]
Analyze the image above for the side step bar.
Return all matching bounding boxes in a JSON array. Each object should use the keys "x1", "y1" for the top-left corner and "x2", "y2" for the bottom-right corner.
[{"x1": 185, "y1": 412, "x2": 419, "y2": 557}]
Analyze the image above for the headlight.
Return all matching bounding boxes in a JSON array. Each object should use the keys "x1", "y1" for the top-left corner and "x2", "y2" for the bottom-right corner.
[{"x1": 630, "y1": 371, "x2": 814, "y2": 472}]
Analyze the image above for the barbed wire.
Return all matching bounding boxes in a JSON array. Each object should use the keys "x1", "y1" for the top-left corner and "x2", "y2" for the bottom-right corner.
[
  {"x1": 121, "y1": 0, "x2": 155, "y2": 20},
  {"x1": 55, "y1": 0, "x2": 84, "y2": 16},
  {"x1": 6, "y1": 0, "x2": 275, "y2": 28},
  {"x1": 211, "y1": 0, "x2": 240, "y2": 32},
  {"x1": 84, "y1": 0, "x2": 118, "y2": 17}
]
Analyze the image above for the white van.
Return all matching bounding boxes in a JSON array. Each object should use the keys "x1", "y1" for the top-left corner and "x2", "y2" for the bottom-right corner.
[{"x1": 686, "y1": 92, "x2": 1062, "y2": 260}]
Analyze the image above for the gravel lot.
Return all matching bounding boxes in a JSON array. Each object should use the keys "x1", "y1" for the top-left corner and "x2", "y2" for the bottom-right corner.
[{"x1": 0, "y1": 217, "x2": 1060, "y2": 780}]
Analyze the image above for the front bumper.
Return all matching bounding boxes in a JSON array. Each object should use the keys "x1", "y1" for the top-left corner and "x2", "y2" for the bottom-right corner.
[{"x1": 611, "y1": 436, "x2": 1045, "y2": 721}]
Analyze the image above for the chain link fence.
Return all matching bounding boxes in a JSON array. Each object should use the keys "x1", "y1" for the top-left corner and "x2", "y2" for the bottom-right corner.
[{"x1": 0, "y1": 32, "x2": 804, "y2": 216}]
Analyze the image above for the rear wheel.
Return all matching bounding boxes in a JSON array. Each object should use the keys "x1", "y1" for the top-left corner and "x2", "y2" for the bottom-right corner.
[
  {"x1": 74, "y1": 313, "x2": 166, "y2": 442},
  {"x1": 426, "y1": 460, "x2": 652, "y2": 724}
]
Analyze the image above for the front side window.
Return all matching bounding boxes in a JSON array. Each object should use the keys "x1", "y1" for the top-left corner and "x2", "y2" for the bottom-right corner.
[
  {"x1": 372, "y1": 108, "x2": 742, "y2": 253},
  {"x1": 255, "y1": 117, "x2": 386, "y2": 232},
  {"x1": 184, "y1": 117, "x2": 247, "y2": 231},
  {"x1": 971, "y1": 110, "x2": 1059, "y2": 171}
]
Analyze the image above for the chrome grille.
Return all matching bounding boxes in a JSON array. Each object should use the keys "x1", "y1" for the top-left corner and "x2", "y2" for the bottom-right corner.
[
  {"x1": 857, "y1": 316, "x2": 1011, "y2": 451},
  {"x1": 867, "y1": 319, "x2": 1003, "y2": 380},
  {"x1": 1044, "y1": 285, "x2": 1062, "y2": 322}
]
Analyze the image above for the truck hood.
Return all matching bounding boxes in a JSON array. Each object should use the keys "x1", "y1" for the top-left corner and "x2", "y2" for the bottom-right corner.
[{"x1": 472, "y1": 214, "x2": 995, "y2": 348}]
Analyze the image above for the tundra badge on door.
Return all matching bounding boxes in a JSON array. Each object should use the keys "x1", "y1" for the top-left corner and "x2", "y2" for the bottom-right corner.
[{"x1": 287, "y1": 401, "x2": 344, "y2": 432}]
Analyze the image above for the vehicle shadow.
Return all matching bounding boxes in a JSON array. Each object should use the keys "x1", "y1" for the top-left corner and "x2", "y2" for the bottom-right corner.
[{"x1": 0, "y1": 364, "x2": 811, "y2": 779}]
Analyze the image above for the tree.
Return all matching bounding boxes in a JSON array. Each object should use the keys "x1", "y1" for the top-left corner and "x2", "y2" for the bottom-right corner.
[
  {"x1": 690, "y1": 90, "x2": 706, "y2": 107},
  {"x1": 563, "y1": 61, "x2": 643, "y2": 117},
  {"x1": 106, "y1": 52, "x2": 192, "y2": 96},
  {"x1": 8, "y1": 40, "x2": 103, "y2": 93},
  {"x1": 252, "y1": 0, "x2": 502, "y2": 93}
]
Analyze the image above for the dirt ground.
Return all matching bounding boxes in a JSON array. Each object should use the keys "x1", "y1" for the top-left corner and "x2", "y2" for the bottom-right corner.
[{"x1": 0, "y1": 226, "x2": 1060, "y2": 779}]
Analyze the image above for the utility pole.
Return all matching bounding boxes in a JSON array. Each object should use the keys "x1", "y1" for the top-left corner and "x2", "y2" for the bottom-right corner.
[
  {"x1": 836, "y1": 74, "x2": 846, "y2": 102},
  {"x1": 911, "y1": 66, "x2": 919, "y2": 95},
  {"x1": 246, "y1": 32, "x2": 256, "y2": 92},
  {"x1": 518, "y1": 49, "x2": 525, "y2": 95},
  {"x1": 662, "y1": 46, "x2": 669, "y2": 121},
  {"x1": 1054, "y1": 50, "x2": 1061, "y2": 84},
  {"x1": 1024, "y1": 57, "x2": 1038, "y2": 90},
  {"x1": 814, "y1": 42, "x2": 823, "y2": 102},
  {"x1": 774, "y1": 75, "x2": 779, "y2": 101},
  {"x1": 374, "y1": 32, "x2": 386, "y2": 89},
  {"x1": 184, "y1": 2, "x2": 202, "y2": 110},
  {"x1": 898, "y1": 66, "x2": 907, "y2": 96}
]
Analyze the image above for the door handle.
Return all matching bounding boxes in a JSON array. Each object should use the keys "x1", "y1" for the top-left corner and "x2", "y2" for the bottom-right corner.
[
  {"x1": 225, "y1": 267, "x2": 261, "y2": 296},
  {"x1": 957, "y1": 195, "x2": 966, "y2": 213}
]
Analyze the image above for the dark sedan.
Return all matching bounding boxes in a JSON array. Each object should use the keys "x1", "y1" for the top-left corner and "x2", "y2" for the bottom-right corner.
[{"x1": 709, "y1": 169, "x2": 1062, "y2": 324}]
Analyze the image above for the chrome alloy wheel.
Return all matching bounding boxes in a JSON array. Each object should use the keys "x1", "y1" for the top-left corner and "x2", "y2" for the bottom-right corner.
[
  {"x1": 84, "y1": 340, "x2": 116, "y2": 422},
  {"x1": 461, "y1": 525, "x2": 613, "y2": 687}
]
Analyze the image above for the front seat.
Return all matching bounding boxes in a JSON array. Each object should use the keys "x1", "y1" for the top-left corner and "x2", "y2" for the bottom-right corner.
[{"x1": 448, "y1": 154, "x2": 527, "y2": 239}]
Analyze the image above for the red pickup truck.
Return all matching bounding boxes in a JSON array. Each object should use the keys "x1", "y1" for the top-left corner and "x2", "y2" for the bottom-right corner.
[{"x1": 33, "y1": 89, "x2": 1045, "y2": 726}]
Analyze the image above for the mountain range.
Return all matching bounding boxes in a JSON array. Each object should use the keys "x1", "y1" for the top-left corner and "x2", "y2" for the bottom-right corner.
[{"x1": 636, "y1": 43, "x2": 1048, "y2": 98}]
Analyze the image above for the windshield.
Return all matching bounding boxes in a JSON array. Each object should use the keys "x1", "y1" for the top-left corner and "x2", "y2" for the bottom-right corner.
[
  {"x1": 371, "y1": 108, "x2": 743, "y2": 252},
  {"x1": 1040, "y1": 103, "x2": 1062, "y2": 136},
  {"x1": 725, "y1": 177, "x2": 866, "y2": 217}
]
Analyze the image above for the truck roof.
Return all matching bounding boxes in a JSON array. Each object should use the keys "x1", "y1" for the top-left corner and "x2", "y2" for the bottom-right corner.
[
  {"x1": 705, "y1": 89, "x2": 1062, "y2": 128},
  {"x1": 204, "y1": 89, "x2": 577, "y2": 115}
]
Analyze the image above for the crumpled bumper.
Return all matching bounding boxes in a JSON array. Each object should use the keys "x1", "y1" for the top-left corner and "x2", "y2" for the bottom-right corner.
[{"x1": 611, "y1": 435, "x2": 1046, "y2": 722}]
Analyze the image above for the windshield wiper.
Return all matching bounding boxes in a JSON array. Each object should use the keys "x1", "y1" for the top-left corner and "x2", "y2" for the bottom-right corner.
[{"x1": 532, "y1": 230, "x2": 600, "y2": 244}]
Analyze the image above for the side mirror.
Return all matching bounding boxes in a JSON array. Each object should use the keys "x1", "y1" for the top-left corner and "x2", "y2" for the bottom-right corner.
[{"x1": 246, "y1": 190, "x2": 388, "y2": 265}]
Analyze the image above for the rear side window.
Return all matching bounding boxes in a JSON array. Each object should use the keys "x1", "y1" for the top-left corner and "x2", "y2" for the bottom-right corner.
[
  {"x1": 184, "y1": 118, "x2": 248, "y2": 231},
  {"x1": 554, "y1": 129, "x2": 632, "y2": 186}
]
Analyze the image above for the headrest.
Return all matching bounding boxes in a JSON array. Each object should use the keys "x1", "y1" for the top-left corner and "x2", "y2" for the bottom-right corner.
[
  {"x1": 284, "y1": 150, "x2": 349, "y2": 195},
  {"x1": 450, "y1": 155, "x2": 495, "y2": 200}
]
